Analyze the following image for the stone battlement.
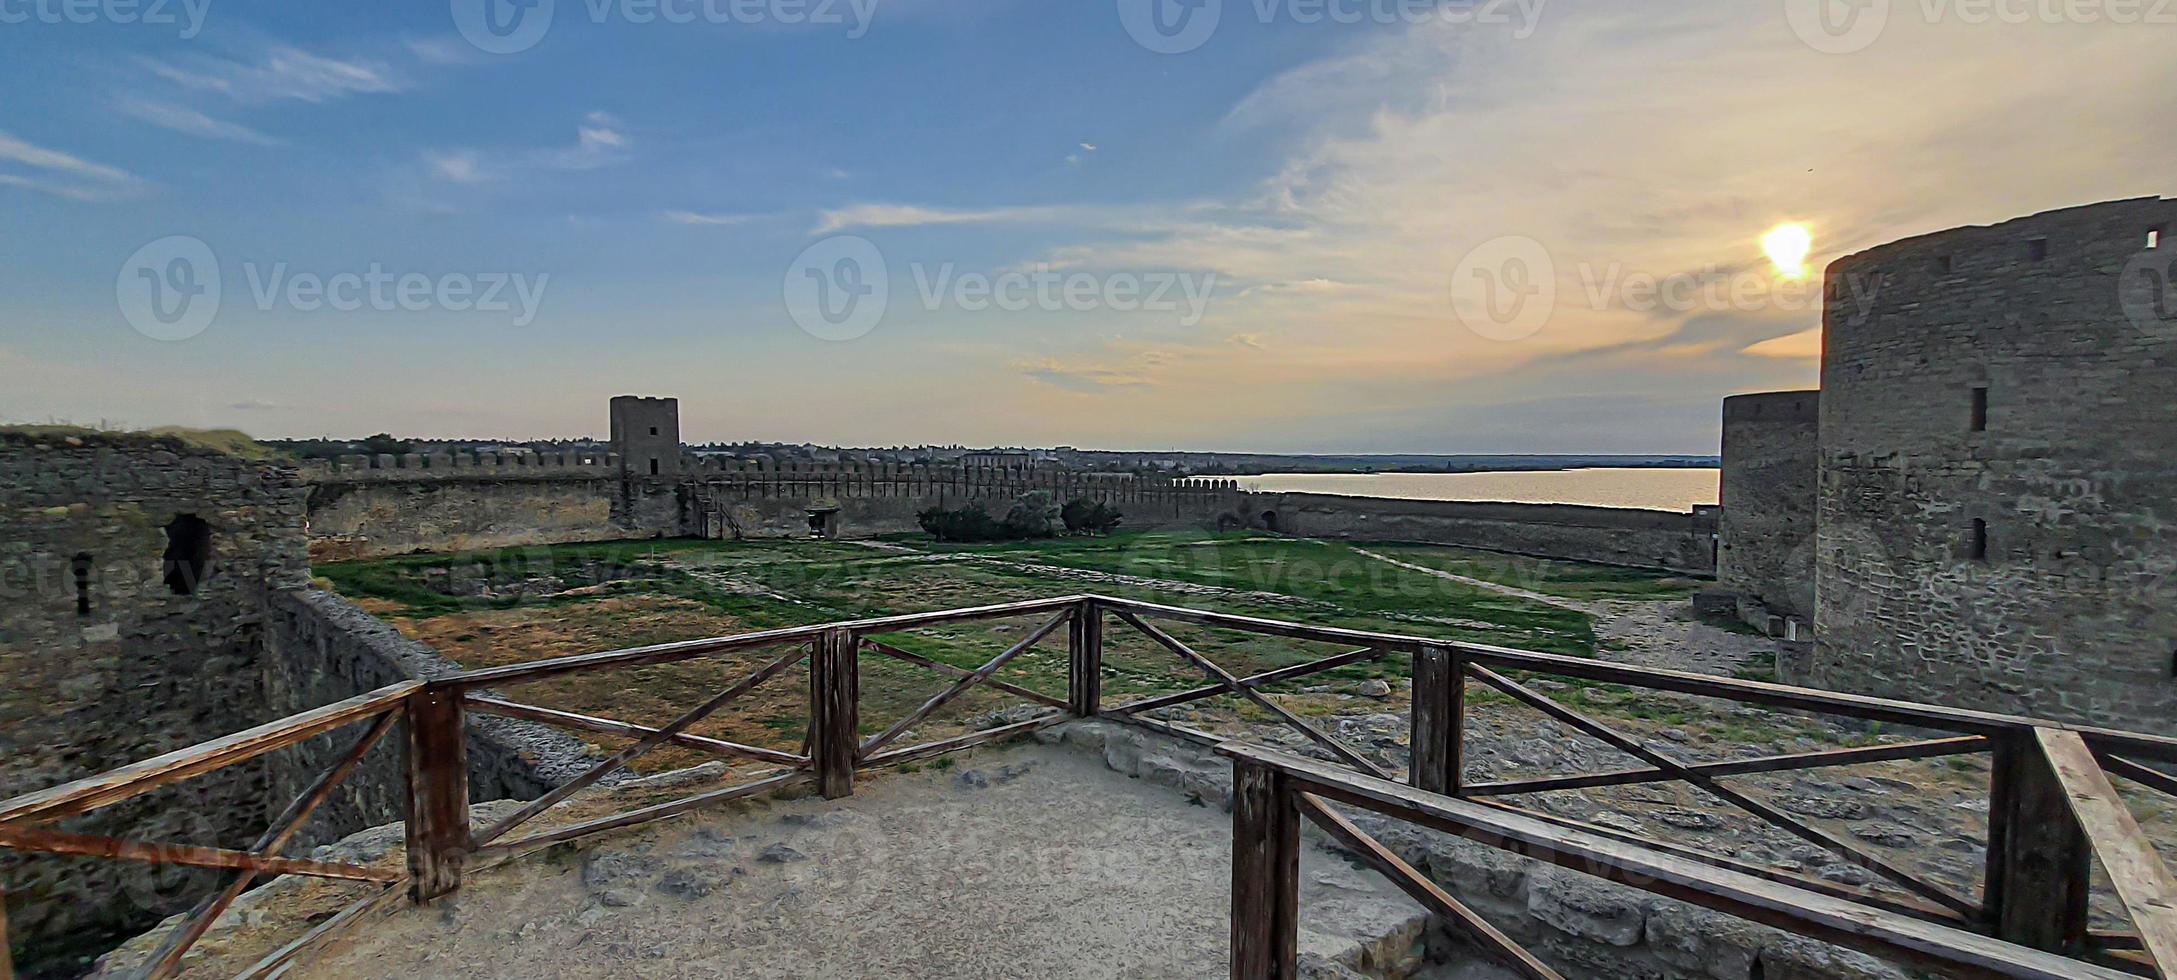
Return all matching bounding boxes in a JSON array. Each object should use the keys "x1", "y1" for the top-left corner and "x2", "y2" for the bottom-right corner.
[{"x1": 300, "y1": 451, "x2": 618, "y2": 483}]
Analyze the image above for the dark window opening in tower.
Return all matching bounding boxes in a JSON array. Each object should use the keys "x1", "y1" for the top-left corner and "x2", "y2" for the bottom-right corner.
[
  {"x1": 162, "y1": 514, "x2": 212, "y2": 596},
  {"x1": 2027, "y1": 238, "x2": 2049, "y2": 261},
  {"x1": 71, "y1": 553, "x2": 93, "y2": 616},
  {"x1": 1971, "y1": 386, "x2": 1989, "y2": 432},
  {"x1": 1935, "y1": 255, "x2": 1953, "y2": 275},
  {"x1": 649, "y1": 458, "x2": 660, "y2": 476},
  {"x1": 1971, "y1": 519, "x2": 1989, "y2": 562}
]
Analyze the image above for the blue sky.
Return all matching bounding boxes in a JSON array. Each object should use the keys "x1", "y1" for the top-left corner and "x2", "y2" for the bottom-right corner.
[{"x1": 2, "y1": 0, "x2": 2172, "y2": 451}]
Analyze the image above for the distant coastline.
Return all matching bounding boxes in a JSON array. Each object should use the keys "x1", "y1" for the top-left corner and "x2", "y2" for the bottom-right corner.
[{"x1": 1234, "y1": 467, "x2": 1721, "y2": 512}]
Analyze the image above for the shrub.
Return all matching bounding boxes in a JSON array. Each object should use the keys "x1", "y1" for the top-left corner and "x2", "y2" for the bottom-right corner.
[
  {"x1": 1061, "y1": 497, "x2": 1124, "y2": 536},
  {"x1": 916, "y1": 503, "x2": 1004, "y2": 542},
  {"x1": 1002, "y1": 490, "x2": 1060, "y2": 539}
]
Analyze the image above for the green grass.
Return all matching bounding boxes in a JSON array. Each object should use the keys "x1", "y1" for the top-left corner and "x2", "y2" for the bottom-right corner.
[{"x1": 1360, "y1": 541, "x2": 1702, "y2": 600}]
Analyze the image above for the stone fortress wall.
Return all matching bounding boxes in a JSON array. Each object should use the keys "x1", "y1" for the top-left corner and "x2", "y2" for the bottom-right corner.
[
  {"x1": 1715, "y1": 199, "x2": 2177, "y2": 733},
  {"x1": 0, "y1": 435, "x2": 590, "y2": 969},
  {"x1": 1716, "y1": 391, "x2": 1820, "y2": 632},
  {"x1": 1257, "y1": 493, "x2": 1718, "y2": 575},
  {"x1": 299, "y1": 396, "x2": 1722, "y2": 574},
  {"x1": 1809, "y1": 197, "x2": 2177, "y2": 736}
]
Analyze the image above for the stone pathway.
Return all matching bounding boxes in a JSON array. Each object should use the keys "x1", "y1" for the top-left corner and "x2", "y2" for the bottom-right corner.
[{"x1": 293, "y1": 746, "x2": 1429, "y2": 979}]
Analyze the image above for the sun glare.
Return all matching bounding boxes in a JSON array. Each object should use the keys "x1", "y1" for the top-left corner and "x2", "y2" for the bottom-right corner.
[{"x1": 1764, "y1": 223, "x2": 1814, "y2": 280}]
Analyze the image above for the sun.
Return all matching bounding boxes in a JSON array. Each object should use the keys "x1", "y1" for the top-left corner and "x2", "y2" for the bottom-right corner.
[{"x1": 1763, "y1": 223, "x2": 1814, "y2": 280}]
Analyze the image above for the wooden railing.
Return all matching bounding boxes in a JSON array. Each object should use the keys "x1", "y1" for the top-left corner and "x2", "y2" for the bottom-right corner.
[{"x1": 3, "y1": 594, "x2": 2174, "y2": 979}]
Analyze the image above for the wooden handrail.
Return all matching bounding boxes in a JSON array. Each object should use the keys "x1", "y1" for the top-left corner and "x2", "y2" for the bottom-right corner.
[
  {"x1": 0, "y1": 683, "x2": 418, "y2": 827},
  {"x1": 1219, "y1": 741, "x2": 2136, "y2": 980}
]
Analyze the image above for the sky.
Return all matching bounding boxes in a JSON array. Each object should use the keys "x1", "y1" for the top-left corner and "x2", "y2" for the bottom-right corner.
[{"x1": 1, "y1": 0, "x2": 2172, "y2": 453}]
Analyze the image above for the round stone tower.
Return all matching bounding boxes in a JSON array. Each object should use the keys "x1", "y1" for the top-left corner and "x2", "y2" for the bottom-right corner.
[{"x1": 1813, "y1": 197, "x2": 2177, "y2": 734}]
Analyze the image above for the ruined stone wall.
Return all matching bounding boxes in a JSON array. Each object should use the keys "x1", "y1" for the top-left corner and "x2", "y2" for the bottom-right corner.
[
  {"x1": 688, "y1": 462, "x2": 1243, "y2": 540},
  {"x1": 1718, "y1": 391, "x2": 1820, "y2": 627},
  {"x1": 1815, "y1": 197, "x2": 2177, "y2": 734},
  {"x1": 303, "y1": 452, "x2": 625, "y2": 561},
  {"x1": 261, "y1": 589, "x2": 598, "y2": 841},
  {"x1": 1259, "y1": 493, "x2": 1718, "y2": 575},
  {"x1": 0, "y1": 435, "x2": 309, "y2": 967}
]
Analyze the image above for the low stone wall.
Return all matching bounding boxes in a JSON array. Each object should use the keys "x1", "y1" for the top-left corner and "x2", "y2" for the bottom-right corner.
[
  {"x1": 261, "y1": 588, "x2": 602, "y2": 844},
  {"x1": 306, "y1": 474, "x2": 626, "y2": 562},
  {"x1": 1055, "y1": 721, "x2": 1906, "y2": 980},
  {"x1": 1258, "y1": 494, "x2": 1718, "y2": 575}
]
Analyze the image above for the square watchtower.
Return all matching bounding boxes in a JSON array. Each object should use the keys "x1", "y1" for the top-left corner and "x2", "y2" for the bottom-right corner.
[{"x1": 610, "y1": 396, "x2": 681, "y2": 479}]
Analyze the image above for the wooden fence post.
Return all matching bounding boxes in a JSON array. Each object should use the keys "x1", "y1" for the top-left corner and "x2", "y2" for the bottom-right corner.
[
  {"x1": 1069, "y1": 600, "x2": 1103, "y2": 718},
  {"x1": 1, "y1": 884, "x2": 14, "y2": 980},
  {"x1": 1983, "y1": 730, "x2": 2089, "y2": 951},
  {"x1": 1410, "y1": 643, "x2": 1465, "y2": 796},
  {"x1": 1231, "y1": 757, "x2": 1299, "y2": 980},
  {"x1": 811, "y1": 630, "x2": 859, "y2": 800},
  {"x1": 404, "y1": 688, "x2": 470, "y2": 904}
]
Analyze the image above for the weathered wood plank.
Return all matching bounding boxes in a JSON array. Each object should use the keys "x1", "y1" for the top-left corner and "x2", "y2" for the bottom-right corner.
[
  {"x1": 1, "y1": 885, "x2": 12, "y2": 980},
  {"x1": 1467, "y1": 665, "x2": 1978, "y2": 918},
  {"x1": 0, "y1": 683, "x2": 418, "y2": 827},
  {"x1": 1465, "y1": 736, "x2": 1991, "y2": 797},
  {"x1": 1469, "y1": 797, "x2": 1968, "y2": 926},
  {"x1": 1094, "y1": 596, "x2": 2054, "y2": 736},
  {"x1": 443, "y1": 596, "x2": 1086, "y2": 690},
  {"x1": 1985, "y1": 733, "x2": 2092, "y2": 950},
  {"x1": 143, "y1": 712, "x2": 400, "y2": 978},
  {"x1": 232, "y1": 881, "x2": 407, "y2": 980},
  {"x1": 472, "y1": 644, "x2": 807, "y2": 848},
  {"x1": 811, "y1": 632, "x2": 858, "y2": 800},
  {"x1": 1069, "y1": 598, "x2": 1103, "y2": 718},
  {"x1": 1221, "y1": 742, "x2": 2133, "y2": 980},
  {"x1": 0, "y1": 827, "x2": 397, "y2": 883},
  {"x1": 2100, "y1": 755, "x2": 2177, "y2": 800},
  {"x1": 861, "y1": 639, "x2": 1069, "y2": 711},
  {"x1": 1410, "y1": 643, "x2": 1464, "y2": 796},
  {"x1": 859, "y1": 610, "x2": 1072, "y2": 757},
  {"x1": 404, "y1": 688, "x2": 470, "y2": 903},
  {"x1": 473, "y1": 770, "x2": 809, "y2": 865},
  {"x1": 1106, "y1": 646, "x2": 1388, "y2": 717},
  {"x1": 1297, "y1": 792, "x2": 1564, "y2": 980},
  {"x1": 2037, "y1": 728, "x2": 2177, "y2": 974},
  {"x1": 859, "y1": 712, "x2": 1070, "y2": 769},
  {"x1": 464, "y1": 696, "x2": 807, "y2": 766},
  {"x1": 1231, "y1": 757, "x2": 1300, "y2": 980},
  {"x1": 1114, "y1": 610, "x2": 1392, "y2": 781}
]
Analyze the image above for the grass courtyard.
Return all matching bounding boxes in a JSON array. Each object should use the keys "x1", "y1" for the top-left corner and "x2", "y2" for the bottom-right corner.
[{"x1": 314, "y1": 531, "x2": 1691, "y2": 772}]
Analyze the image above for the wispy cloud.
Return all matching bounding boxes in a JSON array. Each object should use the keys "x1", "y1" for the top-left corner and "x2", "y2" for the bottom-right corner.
[
  {"x1": 0, "y1": 131, "x2": 141, "y2": 201},
  {"x1": 1014, "y1": 357, "x2": 1156, "y2": 393},
  {"x1": 114, "y1": 99, "x2": 280, "y2": 145},
  {"x1": 138, "y1": 45, "x2": 403, "y2": 105},
  {"x1": 661, "y1": 210, "x2": 754, "y2": 226},
  {"x1": 424, "y1": 113, "x2": 633, "y2": 184},
  {"x1": 815, "y1": 203, "x2": 1076, "y2": 234}
]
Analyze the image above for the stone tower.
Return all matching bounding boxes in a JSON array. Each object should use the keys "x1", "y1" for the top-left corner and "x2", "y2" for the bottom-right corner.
[
  {"x1": 1717, "y1": 390, "x2": 1819, "y2": 632},
  {"x1": 1813, "y1": 197, "x2": 2177, "y2": 735},
  {"x1": 610, "y1": 396, "x2": 681, "y2": 479}
]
